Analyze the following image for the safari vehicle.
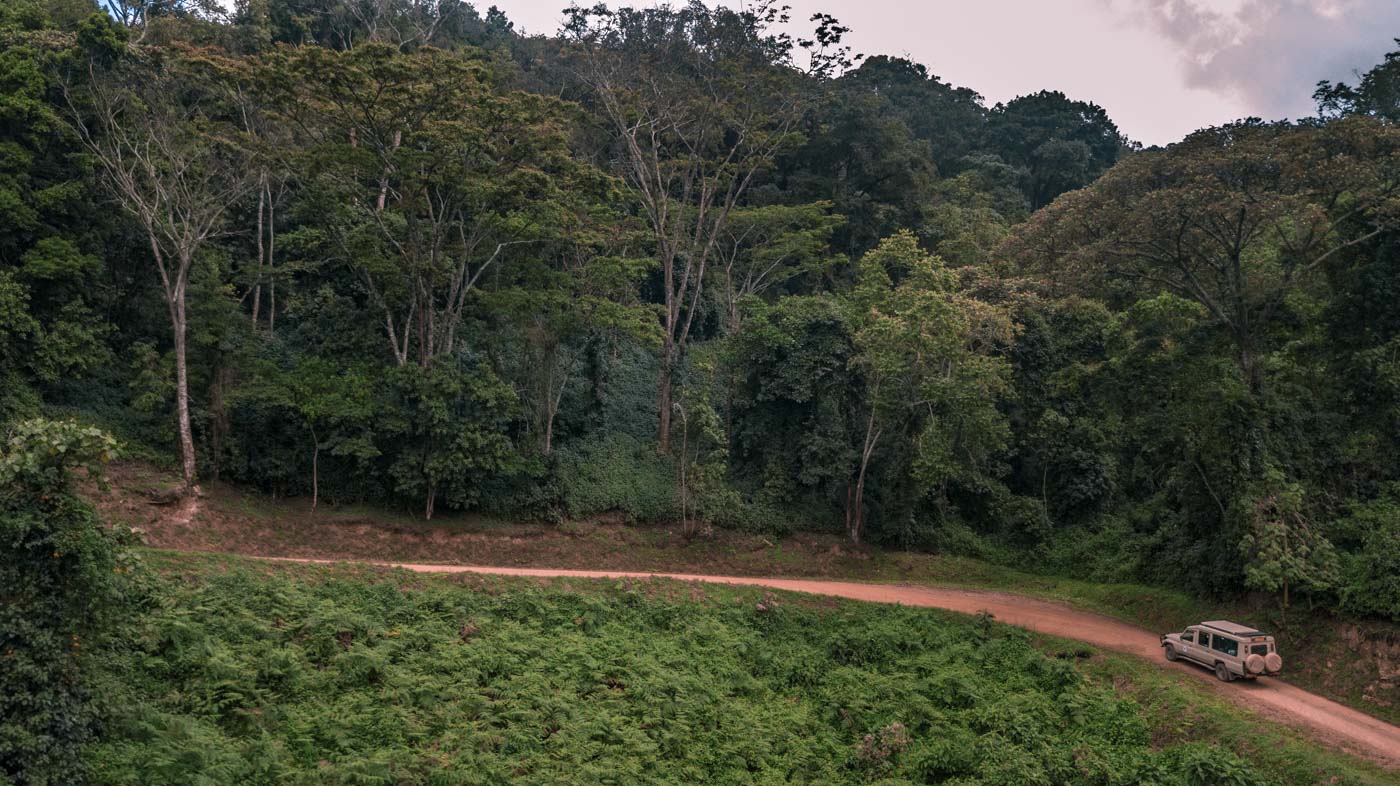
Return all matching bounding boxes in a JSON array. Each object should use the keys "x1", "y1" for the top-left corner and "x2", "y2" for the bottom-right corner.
[{"x1": 1160, "y1": 620, "x2": 1282, "y2": 682}]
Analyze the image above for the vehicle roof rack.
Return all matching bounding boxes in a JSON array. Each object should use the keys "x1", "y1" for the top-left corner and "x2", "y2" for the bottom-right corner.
[{"x1": 1201, "y1": 620, "x2": 1264, "y2": 637}]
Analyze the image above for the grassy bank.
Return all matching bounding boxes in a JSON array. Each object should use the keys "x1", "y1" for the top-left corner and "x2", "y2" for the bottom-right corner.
[
  {"x1": 92, "y1": 463, "x2": 1400, "y2": 729},
  {"x1": 86, "y1": 552, "x2": 1388, "y2": 785}
]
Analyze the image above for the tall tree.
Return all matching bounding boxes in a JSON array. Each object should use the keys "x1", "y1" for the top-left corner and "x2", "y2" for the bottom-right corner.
[
  {"x1": 563, "y1": 1, "x2": 816, "y2": 451},
  {"x1": 1237, "y1": 471, "x2": 1340, "y2": 625},
  {"x1": 985, "y1": 90, "x2": 1130, "y2": 209},
  {"x1": 65, "y1": 35, "x2": 256, "y2": 493},
  {"x1": 1315, "y1": 39, "x2": 1400, "y2": 121},
  {"x1": 257, "y1": 43, "x2": 601, "y2": 369},
  {"x1": 1007, "y1": 119, "x2": 1400, "y2": 394},
  {"x1": 843, "y1": 232, "x2": 1013, "y2": 543},
  {"x1": 711, "y1": 201, "x2": 839, "y2": 334},
  {"x1": 729, "y1": 232, "x2": 1014, "y2": 545}
]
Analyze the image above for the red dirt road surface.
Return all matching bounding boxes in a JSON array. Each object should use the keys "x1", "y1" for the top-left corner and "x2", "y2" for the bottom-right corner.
[{"x1": 271, "y1": 558, "x2": 1400, "y2": 770}]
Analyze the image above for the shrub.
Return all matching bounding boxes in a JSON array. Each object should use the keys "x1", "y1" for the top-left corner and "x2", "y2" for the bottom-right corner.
[
  {"x1": 0, "y1": 419, "x2": 136, "y2": 786},
  {"x1": 1039, "y1": 517, "x2": 1148, "y2": 583},
  {"x1": 1336, "y1": 494, "x2": 1400, "y2": 621},
  {"x1": 552, "y1": 433, "x2": 678, "y2": 522},
  {"x1": 704, "y1": 496, "x2": 800, "y2": 537}
]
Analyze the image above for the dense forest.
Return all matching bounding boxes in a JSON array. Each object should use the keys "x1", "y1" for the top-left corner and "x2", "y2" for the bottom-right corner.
[{"x1": 4, "y1": 0, "x2": 1400, "y2": 626}]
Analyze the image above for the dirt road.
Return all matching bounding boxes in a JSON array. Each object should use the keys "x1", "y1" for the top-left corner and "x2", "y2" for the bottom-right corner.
[{"x1": 274, "y1": 558, "x2": 1400, "y2": 770}]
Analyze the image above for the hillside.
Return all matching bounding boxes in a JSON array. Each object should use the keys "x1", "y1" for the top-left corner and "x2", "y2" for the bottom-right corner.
[
  {"x1": 93, "y1": 462, "x2": 1400, "y2": 732},
  {"x1": 6, "y1": 1, "x2": 1400, "y2": 784},
  {"x1": 5, "y1": 0, "x2": 1400, "y2": 633},
  {"x1": 87, "y1": 553, "x2": 1393, "y2": 785}
]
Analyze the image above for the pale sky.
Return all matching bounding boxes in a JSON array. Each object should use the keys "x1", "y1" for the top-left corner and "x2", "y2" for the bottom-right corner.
[{"x1": 491, "y1": 0, "x2": 1400, "y2": 146}]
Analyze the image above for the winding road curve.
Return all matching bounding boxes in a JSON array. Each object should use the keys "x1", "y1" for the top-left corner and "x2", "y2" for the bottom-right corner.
[{"x1": 273, "y1": 558, "x2": 1400, "y2": 770}]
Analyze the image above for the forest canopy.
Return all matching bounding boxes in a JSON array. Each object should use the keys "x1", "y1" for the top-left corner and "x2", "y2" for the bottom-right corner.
[{"x1": 3, "y1": 0, "x2": 1400, "y2": 624}]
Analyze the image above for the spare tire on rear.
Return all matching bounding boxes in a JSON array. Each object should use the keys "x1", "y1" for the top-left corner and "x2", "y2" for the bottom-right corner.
[
  {"x1": 1245, "y1": 653, "x2": 1265, "y2": 674},
  {"x1": 1265, "y1": 652, "x2": 1283, "y2": 673}
]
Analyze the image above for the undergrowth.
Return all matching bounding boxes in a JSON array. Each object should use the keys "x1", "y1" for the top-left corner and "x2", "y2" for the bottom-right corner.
[{"x1": 82, "y1": 554, "x2": 1386, "y2": 785}]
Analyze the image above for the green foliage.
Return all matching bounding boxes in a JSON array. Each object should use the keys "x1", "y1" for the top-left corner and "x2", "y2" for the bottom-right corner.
[
  {"x1": 711, "y1": 201, "x2": 842, "y2": 333},
  {"x1": 1335, "y1": 488, "x2": 1400, "y2": 621},
  {"x1": 0, "y1": 419, "x2": 136, "y2": 786},
  {"x1": 1236, "y1": 472, "x2": 1340, "y2": 619},
  {"x1": 86, "y1": 559, "x2": 1283, "y2": 785},
  {"x1": 845, "y1": 232, "x2": 1015, "y2": 543},
  {"x1": 382, "y1": 362, "x2": 521, "y2": 519},
  {"x1": 985, "y1": 90, "x2": 1132, "y2": 208},
  {"x1": 1316, "y1": 39, "x2": 1400, "y2": 120},
  {"x1": 254, "y1": 42, "x2": 604, "y2": 370},
  {"x1": 553, "y1": 433, "x2": 678, "y2": 523},
  {"x1": 1, "y1": 0, "x2": 1398, "y2": 633}
]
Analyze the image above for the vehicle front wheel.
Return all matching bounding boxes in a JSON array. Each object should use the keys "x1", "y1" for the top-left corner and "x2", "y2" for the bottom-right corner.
[
  {"x1": 1164, "y1": 645, "x2": 1178, "y2": 662},
  {"x1": 1214, "y1": 662, "x2": 1233, "y2": 682}
]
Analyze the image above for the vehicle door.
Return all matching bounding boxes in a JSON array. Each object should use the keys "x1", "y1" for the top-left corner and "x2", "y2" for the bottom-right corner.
[
  {"x1": 1188, "y1": 630, "x2": 1209, "y2": 663},
  {"x1": 1175, "y1": 629, "x2": 1196, "y2": 662}
]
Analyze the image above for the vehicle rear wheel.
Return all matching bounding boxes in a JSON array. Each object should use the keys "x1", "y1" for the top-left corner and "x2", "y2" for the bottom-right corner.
[
  {"x1": 1214, "y1": 662, "x2": 1233, "y2": 682},
  {"x1": 1164, "y1": 645, "x2": 1178, "y2": 662}
]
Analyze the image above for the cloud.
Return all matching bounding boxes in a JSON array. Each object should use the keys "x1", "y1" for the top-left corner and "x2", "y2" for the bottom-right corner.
[{"x1": 1111, "y1": 0, "x2": 1400, "y2": 119}]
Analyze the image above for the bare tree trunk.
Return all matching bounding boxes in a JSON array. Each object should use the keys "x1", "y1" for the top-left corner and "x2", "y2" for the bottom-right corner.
[
  {"x1": 251, "y1": 178, "x2": 265, "y2": 329},
  {"x1": 1239, "y1": 337, "x2": 1261, "y2": 396},
  {"x1": 311, "y1": 428, "x2": 320, "y2": 511},
  {"x1": 848, "y1": 409, "x2": 882, "y2": 545},
  {"x1": 266, "y1": 183, "x2": 276, "y2": 332},
  {"x1": 376, "y1": 129, "x2": 402, "y2": 213},
  {"x1": 844, "y1": 483, "x2": 857, "y2": 544},
  {"x1": 534, "y1": 336, "x2": 568, "y2": 457},
  {"x1": 170, "y1": 287, "x2": 197, "y2": 493},
  {"x1": 657, "y1": 351, "x2": 673, "y2": 453},
  {"x1": 675, "y1": 403, "x2": 690, "y2": 537},
  {"x1": 851, "y1": 462, "x2": 870, "y2": 544},
  {"x1": 543, "y1": 358, "x2": 570, "y2": 457},
  {"x1": 67, "y1": 59, "x2": 256, "y2": 500}
]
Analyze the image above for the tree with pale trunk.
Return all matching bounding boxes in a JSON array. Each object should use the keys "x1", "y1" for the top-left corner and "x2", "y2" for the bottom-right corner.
[
  {"x1": 256, "y1": 43, "x2": 600, "y2": 370},
  {"x1": 712, "y1": 201, "x2": 840, "y2": 335},
  {"x1": 65, "y1": 43, "x2": 256, "y2": 494},
  {"x1": 844, "y1": 232, "x2": 1014, "y2": 543},
  {"x1": 563, "y1": 1, "x2": 831, "y2": 452},
  {"x1": 1237, "y1": 471, "x2": 1340, "y2": 627}
]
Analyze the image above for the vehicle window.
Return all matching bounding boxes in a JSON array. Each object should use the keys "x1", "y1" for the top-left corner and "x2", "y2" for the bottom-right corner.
[
  {"x1": 1250, "y1": 644, "x2": 1268, "y2": 656},
  {"x1": 1211, "y1": 636, "x2": 1238, "y2": 657},
  {"x1": 1182, "y1": 631, "x2": 1194, "y2": 643},
  {"x1": 1196, "y1": 632, "x2": 1209, "y2": 648}
]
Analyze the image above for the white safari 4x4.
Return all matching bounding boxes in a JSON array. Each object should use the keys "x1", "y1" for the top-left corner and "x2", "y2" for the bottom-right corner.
[{"x1": 1160, "y1": 620, "x2": 1282, "y2": 682}]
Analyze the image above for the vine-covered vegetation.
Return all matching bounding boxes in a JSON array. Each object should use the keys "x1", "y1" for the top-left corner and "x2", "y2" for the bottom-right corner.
[
  {"x1": 3, "y1": 0, "x2": 1400, "y2": 626},
  {"x1": 0, "y1": 419, "x2": 136, "y2": 784}
]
